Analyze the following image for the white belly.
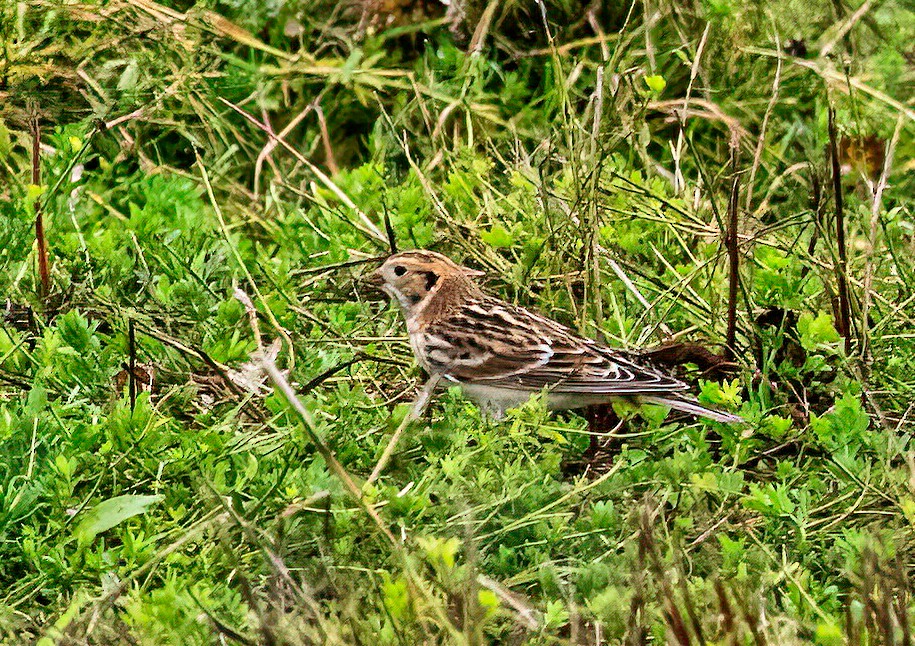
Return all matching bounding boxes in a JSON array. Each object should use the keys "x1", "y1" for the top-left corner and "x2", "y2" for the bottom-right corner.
[{"x1": 458, "y1": 382, "x2": 614, "y2": 418}]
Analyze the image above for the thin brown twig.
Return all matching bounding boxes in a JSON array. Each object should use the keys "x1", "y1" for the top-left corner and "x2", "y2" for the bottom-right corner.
[
  {"x1": 263, "y1": 350, "x2": 398, "y2": 548},
  {"x1": 254, "y1": 102, "x2": 313, "y2": 199},
  {"x1": 314, "y1": 103, "x2": 338, "y2": 176},
  {"x1": 587, "y1": 64, "x2": 605, "y2": 336},
  {"x1": 468, "y1": 0, "x2": 499, "y2": 55},
  {"x1": 30, "y1": 111, "x2": 50, "y2": 302},
  {"x1": 649, "y1": 99, "x2": 750, "y2": 140},
  {"x1": 128, "y1": 318, "x2": 137, "y2": 412},
  {"x1": 670, "y1": 22, "x2": 711, "y2": 195}
]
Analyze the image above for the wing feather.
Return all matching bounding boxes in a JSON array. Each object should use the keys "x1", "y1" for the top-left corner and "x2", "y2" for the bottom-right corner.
[{"x1": 423, "y1": 299, "x2": 688, "y2": 395}]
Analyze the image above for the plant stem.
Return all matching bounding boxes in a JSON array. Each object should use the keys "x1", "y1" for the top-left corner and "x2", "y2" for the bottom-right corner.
[
  {"x1": 828, "y1": 105, "x2": 852, "y2": 354},
  {"x1": 725, "y1": 147, "x2": 741, "y2": 360},
  {"x1": 31, "y1": 112, "x2": 50, "y2": 302}
]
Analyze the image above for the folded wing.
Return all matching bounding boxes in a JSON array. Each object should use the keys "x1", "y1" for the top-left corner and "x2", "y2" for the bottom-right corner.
[{"x1": 422, "y1": 299, "x2": 689, "y2": 395}]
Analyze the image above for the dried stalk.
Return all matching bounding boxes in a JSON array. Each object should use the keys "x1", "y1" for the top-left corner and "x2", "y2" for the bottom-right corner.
[
  {"x1": 128, "y1": 318, "x2": 137, "y2": 412},
  {"x1": 31, "y1": 112, "x2": 51, "y2": 301},
  {"x1": 860, "y1": 116, "x2": 904, "y2": 365},
  {"x1": 725, "y1": 148, "x2": 741, "y2": 359},
  {"x1": 827, "y1": 105, "x2": 853, "y2": 354}
]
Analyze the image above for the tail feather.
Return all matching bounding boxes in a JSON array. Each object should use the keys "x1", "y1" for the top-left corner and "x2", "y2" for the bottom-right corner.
[{"x1": 639, "y1": 395, "x2": 743, "y2": 424}]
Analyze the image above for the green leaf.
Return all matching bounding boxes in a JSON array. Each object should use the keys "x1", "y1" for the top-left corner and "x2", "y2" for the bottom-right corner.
[
  {"x1": 75, "y1": 494, "x2": 162, "y2": 548},
  {"x1": 797, "y1": 312, "x2": 840, "y2": 350},
  {"x1": 814, "y1": 622, "x2": 843, "y2": 645},
  {"x1": 0, "y1": 121, "x2": 10, "y2": 162},
  {"x1": 25, "y1": 183, "x2": 44, "y2": 207},
  {"x1": 718, "y1": 534, "x2": 746, "y2": 571},
  {"x1": 639, "y1": 402, "x2": 669, "y2": 426},
  {"x1": 829, "y1": 393, "x2": 870, "y2": 438},
  {"x1": 480, "y1": 223, "x2": 514, "y2": 248},
  {"x1": 764, "y1": 415, "x2": 792, "y2": 439},
  {"x1": 54, "y1": 455, "x2": 78, "y2": 481},
  {"x1": 26, "y1": 386, "x2": 47, "y2": 415},
  {"x1": 544, "y1": 599, "x2": 569, "y2": 628},
  {"x1": 417, "y1": 535, "x2": 461, "y2": 569},
  {"x1": 381, "y1": 574, "x2": 411, "y2": 619},
  {"x1": 643, "y1": 75, "x2": 666, "y2": 93},
  {"x1": 478, "y1": 588, "x2": 500, "y2": 618},
  {"x1": 690, "y1": 471, "x2": 718, "y2": 492},
  {"x1": 117, "y1": 59, "x2": 140, "y2": 92}
]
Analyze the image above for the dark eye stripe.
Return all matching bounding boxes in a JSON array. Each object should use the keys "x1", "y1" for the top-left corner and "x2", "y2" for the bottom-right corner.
[{"x1": 423, "y1": 271, "x2": 439, "y2": 291}]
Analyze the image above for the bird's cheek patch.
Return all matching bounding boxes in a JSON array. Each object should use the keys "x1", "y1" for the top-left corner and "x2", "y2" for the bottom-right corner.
[{"x1": 423, "y1": 271, "x2": 439, "y2": 291}]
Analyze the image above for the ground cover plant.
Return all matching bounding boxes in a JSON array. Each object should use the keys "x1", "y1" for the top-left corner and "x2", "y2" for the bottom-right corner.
[{"x1": 1, "y1": 0, "x2": 914, "y2": 643}]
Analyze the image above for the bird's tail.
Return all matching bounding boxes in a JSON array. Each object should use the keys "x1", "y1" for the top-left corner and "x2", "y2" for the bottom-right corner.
[{"x1": 639, "y1": 395, "x2": 743, "y2": 424}]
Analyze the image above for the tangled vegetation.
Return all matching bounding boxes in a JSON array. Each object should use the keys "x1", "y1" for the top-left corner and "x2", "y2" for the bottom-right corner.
[{"x1": 1, "y1": 0, "x2": 914, "y2": 642}]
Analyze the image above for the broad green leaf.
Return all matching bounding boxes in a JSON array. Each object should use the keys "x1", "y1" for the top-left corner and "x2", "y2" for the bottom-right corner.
[
  {"x1": 643, "y1": 75, "x2": 666, "y2": 93},
  {"x1": 478, "y1": 589, "x2": 499, "y2": 617},
  {"x1": 480, "y1": 223, "x2": 513, "y2": 248},
  {"x1": 75, "y1": 494, "x2": 162, "y2": 547},
  {"x1": 381, "y1": 574, "x2": 410, "y2": 619},
  {"x1": 797, "y1": 312, "x2": 840, "y2": 350},
  {"x1": 117, "y1": 59, "x2": 139, "y2": 91},
  {"x1": 26, "y1": 386, "x2": 47, "y2": 415},
  {"x1": 814, "y1": 622, "x2": 842, "y2": 645}
]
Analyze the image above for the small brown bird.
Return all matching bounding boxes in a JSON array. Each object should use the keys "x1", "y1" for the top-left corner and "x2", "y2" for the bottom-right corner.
[{"x1": 372, "y1": 250, "x2": 741, "y2": 423}]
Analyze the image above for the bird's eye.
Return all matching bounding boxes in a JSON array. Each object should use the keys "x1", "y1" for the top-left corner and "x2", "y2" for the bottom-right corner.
[{"x1": 393, "y1": 265, "x2": 407, "y2": 277}]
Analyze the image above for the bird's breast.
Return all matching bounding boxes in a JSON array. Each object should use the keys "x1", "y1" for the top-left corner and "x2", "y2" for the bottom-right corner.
[{"x1": 405, "y1": 317, "x2": 433, "y2": 371}]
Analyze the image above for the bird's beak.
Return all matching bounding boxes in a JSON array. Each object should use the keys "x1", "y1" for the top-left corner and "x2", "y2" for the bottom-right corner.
[{"x1": 362, "y1": 267, "x2": 385, "y2": 291}]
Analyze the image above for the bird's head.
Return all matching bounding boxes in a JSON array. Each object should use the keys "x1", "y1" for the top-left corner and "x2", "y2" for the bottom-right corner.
[{"x1": 370, "y1": 250, "x2": 484, "y2": 315}]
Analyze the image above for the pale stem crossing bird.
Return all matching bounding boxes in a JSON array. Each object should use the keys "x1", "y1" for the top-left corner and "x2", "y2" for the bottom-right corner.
[{"x1": 370, "y1": 250, "x2": 742, "y2": 424}]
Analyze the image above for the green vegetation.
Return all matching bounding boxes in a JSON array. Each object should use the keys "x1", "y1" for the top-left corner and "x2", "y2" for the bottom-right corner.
[{"x1": 1, "y1": 0, "x2": 914, "y2": 642}]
